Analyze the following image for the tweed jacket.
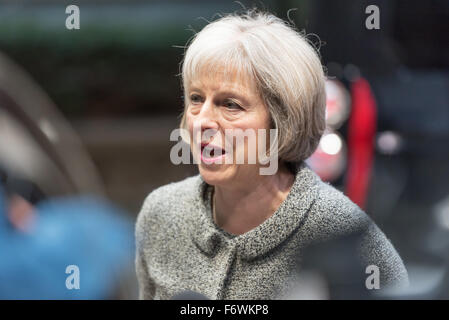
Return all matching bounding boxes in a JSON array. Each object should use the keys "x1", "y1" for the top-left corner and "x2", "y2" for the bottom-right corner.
[{"x1": 135, "y1": 164, "x2": 409, "y2": 299}]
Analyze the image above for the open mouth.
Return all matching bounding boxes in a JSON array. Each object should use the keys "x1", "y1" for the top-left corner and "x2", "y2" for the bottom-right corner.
[{"x1": 200, "y1": 143, "x2": 226, "y2": 162}]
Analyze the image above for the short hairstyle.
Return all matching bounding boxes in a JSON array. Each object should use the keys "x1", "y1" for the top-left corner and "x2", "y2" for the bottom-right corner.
[{"x1": 178, "y1": 9, "x2": 326, "y2": 166}]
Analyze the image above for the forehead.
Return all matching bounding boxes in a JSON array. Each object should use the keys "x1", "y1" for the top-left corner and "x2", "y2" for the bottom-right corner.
[{"x1": 188, "y1": 64, "x2": 258, "y2": 95}]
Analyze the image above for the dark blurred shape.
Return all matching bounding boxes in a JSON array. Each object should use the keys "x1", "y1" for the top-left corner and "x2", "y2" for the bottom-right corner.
[
  {"x1": 0, "y1": 166, "x2": 46, "y2": 205},
  {"x1": 367, "y1": 69, "x2": 449, "y2": 249},
  {"x1": 0, "y1": 51, "x2": 104, "y2": 197},
  {"x1": 171, "y1": 290, "x2": 210, "y2": 300},
  {"x1": 392, "y1": 0, "x2": 449, "y2": 69},
  {"x1": 372, "y1": 70, "x2": 449, "y2": 140},
  {"x1": 308, "y1": 0, "x2": 449, "y2": 74},
  {"x1": 292, "y1": 231, "x2": 372, "y2": 300}
]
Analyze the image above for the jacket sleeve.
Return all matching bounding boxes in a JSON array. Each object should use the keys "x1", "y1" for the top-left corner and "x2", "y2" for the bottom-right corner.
[
  {"x1": 135, "y1": 196, "x2": 156, "y2": 300},
  {"x1": 358, "y1": 219, "x2": 409, "y2": 291},
  {"x1": 135, "y1": 246, "x2": 155, "y2": 300}
]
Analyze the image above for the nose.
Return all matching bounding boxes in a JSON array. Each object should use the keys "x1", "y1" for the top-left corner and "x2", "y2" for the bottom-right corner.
[{"x1": 195, "y1": 99, "x2": 219, "y2": 139}]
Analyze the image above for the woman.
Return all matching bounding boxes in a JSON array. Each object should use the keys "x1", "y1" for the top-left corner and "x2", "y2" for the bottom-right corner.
[{"x1": 135, "y1": 10, "x2": 408, "y2": 300}]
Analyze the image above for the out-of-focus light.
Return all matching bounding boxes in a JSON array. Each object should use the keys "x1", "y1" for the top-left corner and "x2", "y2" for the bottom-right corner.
[
  {"x1": 434, "y1": 196, "x2": 449, "y2": 230},
  {"x1": 377, "y1": 131, "x2": 402, "y2": 155},
  {"x1": 321, "y1": 133, "x2": 342, "y2": 155},
  {"x1": 306, "y1": 131, "x2": 346, "y2": 182},
  {"x1": 324, "y1": 79, "x2": 351, "y2": 130},
  {"x1": 0, "y1": 109, "x2": 44, "y2": 178},
  {"x1": 39, "y1": 118, "x2": 59, "y2": 143}
]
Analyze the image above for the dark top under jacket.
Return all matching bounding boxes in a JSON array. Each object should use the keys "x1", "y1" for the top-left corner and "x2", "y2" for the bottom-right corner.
[{"x1": 135, "y1": 163, "x2": 409, "y2": 299}]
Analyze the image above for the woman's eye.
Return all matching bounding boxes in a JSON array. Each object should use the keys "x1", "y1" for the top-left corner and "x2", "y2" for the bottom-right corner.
[
  {"x1": 190, "y1": 94, "x2": 202, "y2": 104},
  {"x1": 224, "y1": 100, "x2": 242, "y2": 110}
]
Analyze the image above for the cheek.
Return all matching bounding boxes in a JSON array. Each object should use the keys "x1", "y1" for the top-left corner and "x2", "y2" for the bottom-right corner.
[
  {"x1": 237, "y1": 113, "x2": 271, "y2": 159},
  {"x1": 185, "y1": 112, "x2": 194, "y2": 130},
  {"x1": 185, "y1": 113, "x2": 197, "y2": 142},
  {"x1": 258, "y1": 108, "x2": 272, "y2": 130}
]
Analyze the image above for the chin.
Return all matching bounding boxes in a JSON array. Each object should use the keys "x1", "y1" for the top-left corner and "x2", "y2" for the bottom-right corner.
[{"x1": 198, "y1": 164, "x2": 235, "y2": 186}]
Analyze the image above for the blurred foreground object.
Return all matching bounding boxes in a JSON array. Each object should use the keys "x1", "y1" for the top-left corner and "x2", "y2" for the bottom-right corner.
[
  {"x1": 0, "y1": 52, "x2": 136, "y2": 299},
  {"x1": 0, "y1": 51, "x2": 103, "y2": 197},
  {"x1": 0, "y1": 185, "x2": 134, "y2": 299}
]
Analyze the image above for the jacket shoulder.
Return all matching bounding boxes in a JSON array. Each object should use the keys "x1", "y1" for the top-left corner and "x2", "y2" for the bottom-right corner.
[
  {"x1": 135, "y1": 175, "x2": 200, "y2": 246},
  {"x1": 140, "y1": 175, "x2": 199, "y2": 215},
  {"x1": 306, "y1": 178, "x2": 409, "y2": 288},
  {"x1": 309, "y1": 179, "x2": 372, "y2": 236}
]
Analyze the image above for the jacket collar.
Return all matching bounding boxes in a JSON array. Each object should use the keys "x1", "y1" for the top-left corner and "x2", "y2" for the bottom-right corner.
[{"x1": 190, "y1": 163, "x2": 320, "y2": 261}]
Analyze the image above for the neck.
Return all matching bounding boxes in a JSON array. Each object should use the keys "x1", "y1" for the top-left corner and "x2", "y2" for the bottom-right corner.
[{"x1": 213, "y1": 163, "x2": 295, "y2": 235}]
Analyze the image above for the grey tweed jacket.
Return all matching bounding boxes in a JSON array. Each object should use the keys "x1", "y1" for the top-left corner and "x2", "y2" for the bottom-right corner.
[{"x1": 135, "y1": 164, "x2": 409, "y2": 299}]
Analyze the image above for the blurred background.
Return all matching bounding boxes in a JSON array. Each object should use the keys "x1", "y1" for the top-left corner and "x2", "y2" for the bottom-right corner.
[{"x1": 0, "y1": 0, "x2": 448, "y2": 299}]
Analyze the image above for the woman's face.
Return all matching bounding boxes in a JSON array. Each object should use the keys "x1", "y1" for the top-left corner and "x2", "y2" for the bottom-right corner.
[{"x1": 186, "y1": 68, "x2": 272, "y2": 187}]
